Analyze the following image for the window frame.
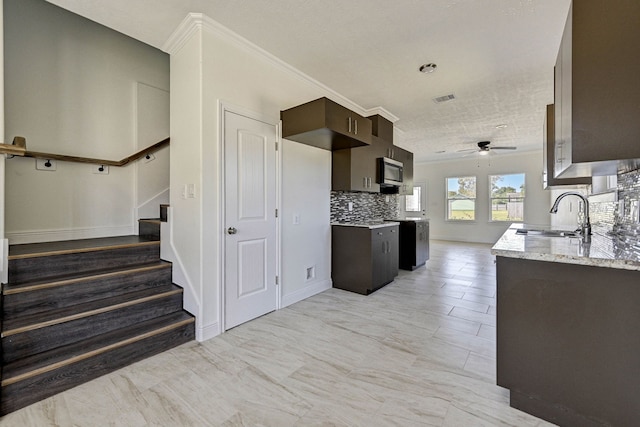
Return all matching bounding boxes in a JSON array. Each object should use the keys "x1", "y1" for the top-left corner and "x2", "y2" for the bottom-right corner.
[
  {"x1": 445, "y1": 176, "x2": 477, "y2": 222},
  {"x1": 489, "y1": 173, "x2": 525, "y2": 223}
]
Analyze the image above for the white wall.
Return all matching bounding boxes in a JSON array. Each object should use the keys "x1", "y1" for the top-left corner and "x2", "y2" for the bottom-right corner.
[
  {"x1": 136, "y1": 83, "x2": 170, "y2": 220},
  {"x1": 4, "y1": 0, "x2": 169, "y2": 243},
  {"x1": 281, "y1": 140, "x2": 331, "y2": 307},
  {"x1": 166, "y1": 14, "x2": 333, "y2": 340},
  {"x1": 414, "y1": 151, "x2": 551, "y2": 244}
]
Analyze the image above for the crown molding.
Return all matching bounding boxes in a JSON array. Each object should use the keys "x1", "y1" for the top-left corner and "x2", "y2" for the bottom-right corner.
[
  {"x1": 162, "y1": 13, "x2": 204, "y2": 55},
  {"x1": 162, "y1": 13, "x2": 398, "y2": 122}
]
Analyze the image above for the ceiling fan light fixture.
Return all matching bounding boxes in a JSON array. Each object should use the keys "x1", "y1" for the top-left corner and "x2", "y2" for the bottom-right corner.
[
  {"x1": 479, "y1": 149, "x2": 490, "y2": 156},
  {"x1": 419, "y1": 63, "x2": 437, "y2": 73}
]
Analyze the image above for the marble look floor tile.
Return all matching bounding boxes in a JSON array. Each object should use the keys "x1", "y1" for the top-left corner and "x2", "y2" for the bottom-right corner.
[
  {"x1": 462, "y1": 292, "x2": 496, "y2": 306},
  {"x1": 478, "y1": 323, "x2": 497, "y2": 341},
  {"x1": 464, "y1": 352, "x2": 497, "y2": 381},
  {"x1": 429, "y1": 294, "x2": 490, "y2": 314},
  {"x1": 434, "y1": 326, "x2": 496, "y2": 358},
  {"x1": 1, "y1": 241, "x2": 554, "y2": 427},
  {"x1": 449, "y1": 306, "x2": 497, "y2": 326}
]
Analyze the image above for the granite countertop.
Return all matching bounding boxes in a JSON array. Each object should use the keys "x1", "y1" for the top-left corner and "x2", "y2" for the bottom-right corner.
[
  {"x1": 385, "y1": 217, "x2": 429, "y2": 222},
  {"x1": 491, "y1": 224, "x2": 640, "y2": 271},
  {"x1": 331, "y1": 221, "x2": 400, "y2": 229}
]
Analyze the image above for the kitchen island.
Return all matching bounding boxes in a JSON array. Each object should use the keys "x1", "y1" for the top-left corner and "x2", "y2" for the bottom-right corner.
[
  {"x1": 492, "y1": 225, "x2": 640, "y2": 427},
  {"x1": 331, "y1": 221, "x2": 399, "y2": 295}
]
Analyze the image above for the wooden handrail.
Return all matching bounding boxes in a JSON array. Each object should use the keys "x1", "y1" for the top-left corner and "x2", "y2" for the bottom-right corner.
[{"x1": 0, "y1": 136, "x2": 170, "y2": 167}]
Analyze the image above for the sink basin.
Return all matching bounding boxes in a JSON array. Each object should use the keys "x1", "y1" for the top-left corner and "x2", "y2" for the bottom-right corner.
[{"x1": 516, "y1": 229, "x2": 579, "y2": 238}]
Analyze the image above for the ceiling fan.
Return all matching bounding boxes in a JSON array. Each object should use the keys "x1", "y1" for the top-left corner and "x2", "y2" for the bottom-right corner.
[{"x1": 457, "y1": 141, "x2": 517, "y2": 156}]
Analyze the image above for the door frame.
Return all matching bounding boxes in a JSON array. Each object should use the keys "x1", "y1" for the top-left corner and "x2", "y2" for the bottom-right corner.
[{"x1": 218, "y1": 101, "x2": 281, "y2": 333}]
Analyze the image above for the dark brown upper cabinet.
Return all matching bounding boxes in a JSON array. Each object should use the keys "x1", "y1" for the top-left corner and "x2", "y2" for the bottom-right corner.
[
  {"x1": 554, "y1": 0, "x2": 640, "y2": 178},
  {"x1": 280, "y1": 97, "x2": 372, "y2": 151},
  {"x1": 543, "y1": 104, "x2": 591, "y2": 189},
  {"x1": 369, "y1": 115, "x2": 414, "y2": 196}
]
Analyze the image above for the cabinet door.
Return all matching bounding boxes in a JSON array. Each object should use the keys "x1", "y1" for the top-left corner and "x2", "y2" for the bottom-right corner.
[
  {"x1": 416, "y1": 222, "x2": 429, "y2": 265},
  {"x1": 554, "y1": 10, "x2": 572, "y2": 178},
  {"x1": 325, "y1": 100, "x2": 372, "y2": 145},
  {"x1": 371, "y1": 229, "x2": 387, "y2": 291},
  {"x1": 387, "y1": 226, "x2": 399, "y2": 281},
  {"x1": 394, "y1": 147, "x2": 413, "y2": 195}
]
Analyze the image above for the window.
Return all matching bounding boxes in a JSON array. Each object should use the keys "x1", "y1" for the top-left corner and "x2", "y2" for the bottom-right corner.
[
  {"x1": 405, "y1": 186, "x2": 421, "y2": 212},
  {"x1": 490, "y1": 173, "x2": 525, "y2": 222},
  {"x1": 446, "y1": 177, "x2": 476, "y2": 221}
]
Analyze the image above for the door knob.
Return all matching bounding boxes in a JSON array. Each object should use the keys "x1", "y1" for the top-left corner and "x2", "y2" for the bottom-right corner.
[{"x1": 227, "y1": 227, "x2": 237, "y2": 235}]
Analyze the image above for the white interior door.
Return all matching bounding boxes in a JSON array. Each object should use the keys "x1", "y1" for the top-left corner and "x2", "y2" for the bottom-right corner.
[
  {"x1": 403, "y1": 181, "x2": 427, "y2": 218},
  {"x1": 224, "y1": 111, "x2": 277, "y2": 330}
]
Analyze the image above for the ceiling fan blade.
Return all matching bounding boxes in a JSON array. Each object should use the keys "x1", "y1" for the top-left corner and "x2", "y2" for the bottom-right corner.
[
  {"x1": 491, "y1": 146, "x2": 517, "y2": 150},
  {"x1": 456, "y1": 148, "x2": 478, "y2": 153}
]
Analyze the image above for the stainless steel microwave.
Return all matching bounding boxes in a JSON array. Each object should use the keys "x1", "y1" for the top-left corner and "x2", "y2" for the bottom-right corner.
[{"x1": 378, "y1": 157, "x2": 403, "y2": 187}]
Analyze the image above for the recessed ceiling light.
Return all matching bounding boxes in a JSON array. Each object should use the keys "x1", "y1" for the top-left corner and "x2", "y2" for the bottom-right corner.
[
  {"x1": 495, "y1": 124, "x2": 508, "y2": 129},
  {"x1": 419, "y1": 63, "x2": 437, "y2": 73}
]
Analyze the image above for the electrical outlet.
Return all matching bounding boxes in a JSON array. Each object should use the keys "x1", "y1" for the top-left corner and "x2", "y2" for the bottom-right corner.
[
  {"x1": 93, "y1": 165, "x2": 109, "y2": 174},
  {"x1": 36, "y1": 159, "x2": 56, "y2": 171},
  {"x1": 293, "y1": 213, "x2": 300, "y2": 225},
  {"x1": 306, "y1": 266, "x2": 315, "y2": 281}
]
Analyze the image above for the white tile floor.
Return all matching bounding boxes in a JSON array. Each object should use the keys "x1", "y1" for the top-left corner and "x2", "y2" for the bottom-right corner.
[{"x1": 1, "y1": 241, "x2": 554, "y2": 426}]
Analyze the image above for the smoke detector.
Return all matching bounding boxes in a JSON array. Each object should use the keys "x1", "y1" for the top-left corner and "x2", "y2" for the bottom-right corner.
[{"x1": 419, "y1": 63, "x2": 437, "y2": 73}]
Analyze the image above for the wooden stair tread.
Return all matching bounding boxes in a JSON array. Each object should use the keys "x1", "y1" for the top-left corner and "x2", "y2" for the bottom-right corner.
[
  {"x1": 2, "y1": 311, "x2": 194, "y2": 385},
  {"x1": 8, "y1": 235, "x2": 159, "y2": 259},
  {"x1": 2, "y1": 285, "x2": 183, "y2": 333},
  {"x1": 138, "y1": 218, "x2": 161, "y2": 223},
  {"x1": 3, "y1": 260, "x2": 171, "y2": 294}
]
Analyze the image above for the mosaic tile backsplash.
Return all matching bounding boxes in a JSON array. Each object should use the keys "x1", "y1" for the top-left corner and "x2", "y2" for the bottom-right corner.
[
  {"x1": 330, "y1": 191, "x2": 401, "y2": 223},
  {"x1": 588, "y1": 169, "x2": 640, "y2": 260}
]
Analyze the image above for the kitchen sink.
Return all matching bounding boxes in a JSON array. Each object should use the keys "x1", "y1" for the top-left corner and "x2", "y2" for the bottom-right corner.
[{"x1": 515, "y1": 229, "x2": 579, "y2": 238}]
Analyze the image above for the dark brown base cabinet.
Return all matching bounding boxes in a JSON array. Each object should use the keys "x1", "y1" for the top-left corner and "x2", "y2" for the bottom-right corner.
[
  {"x1": 332, "y1": 225, "x2": 398, "y2": 295},
  {"x1": 496, "y1": 256, "x2": 640, "y2": 427},
  {"x1": 397, "y1": 219, "x2": 429, "y2": 270}
]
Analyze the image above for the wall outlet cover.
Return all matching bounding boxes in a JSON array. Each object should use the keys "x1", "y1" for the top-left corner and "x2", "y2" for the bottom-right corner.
[
  {"x1": 93, "y1": 165, "x2": 109, "y2": 175},
  {"x1": 36, "y1": 159, "x2": 56, "y2": 171}
]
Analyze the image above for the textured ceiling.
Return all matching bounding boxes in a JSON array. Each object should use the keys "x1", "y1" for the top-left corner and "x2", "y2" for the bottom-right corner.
[{"x1": 46, "y1": 0, "x2": 571, "y2": 162}]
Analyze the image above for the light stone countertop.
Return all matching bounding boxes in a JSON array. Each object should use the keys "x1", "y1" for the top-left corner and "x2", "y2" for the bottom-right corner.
[
  {"x1": 331, "y1": 221, "x2": 400, "y2": 229},
  {"x1": 491, "y1": 223, "x2": 640, "y2": 271}
]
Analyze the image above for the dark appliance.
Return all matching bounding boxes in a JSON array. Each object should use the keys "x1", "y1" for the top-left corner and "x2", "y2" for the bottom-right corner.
[{"x1": 377, "y1": 157, "x2": 403, "y2": 190}]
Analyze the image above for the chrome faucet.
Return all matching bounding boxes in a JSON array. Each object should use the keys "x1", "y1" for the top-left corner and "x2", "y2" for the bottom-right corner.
[{"x1": 550, "y1": 191, "x2": 591, "y2": 243}]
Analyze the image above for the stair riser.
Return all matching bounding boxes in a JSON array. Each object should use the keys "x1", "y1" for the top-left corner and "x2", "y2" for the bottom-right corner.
[
  {"x1": 0, "y1": 322, "x2": 194, "y2": 415},
  {"x1": 2, "y1": 292, "x2": 184, "y2": 363},
  {"x1": 8, "y1": 244, "x2": 160, "y2": 285},
  {"x1": 138, "y1": 221, "x2": 160, "y2": 241},
  {"x1": 3, "y1": 266, "x2": 173, "y2": 319}
]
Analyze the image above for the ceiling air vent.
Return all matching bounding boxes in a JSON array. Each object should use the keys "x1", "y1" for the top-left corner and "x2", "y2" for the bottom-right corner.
[{"x1": 433, "y1": 94, "x2": 456, "y2": 104}]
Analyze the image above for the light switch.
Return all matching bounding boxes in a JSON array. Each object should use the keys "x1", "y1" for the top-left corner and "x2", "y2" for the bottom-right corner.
[
  {"x1": 187, "y1": 184, "x2": 196, "y2": 199},
  {"x1": 293, "y1": 213, "x2": 300, "y2": 225},
  {"x1": 348, "y1": 202, "x2": 353, "y2": 212}
]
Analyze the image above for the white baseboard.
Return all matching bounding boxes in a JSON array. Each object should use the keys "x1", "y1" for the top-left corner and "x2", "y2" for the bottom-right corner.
[
  {"x1": 281, "y1": 279, "x2": 332, "y2": 308},
  {"x1": 6, "y1": 225, "x2": 135, "y2": 245},
  {"x1": 197, "y1": 321, "x2": 220, "y2": 342}
]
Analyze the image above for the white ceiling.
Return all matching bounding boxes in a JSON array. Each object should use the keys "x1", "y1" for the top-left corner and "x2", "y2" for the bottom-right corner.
[{"x1": 46, "y1": 0, "x2": 571, "y2": 162}]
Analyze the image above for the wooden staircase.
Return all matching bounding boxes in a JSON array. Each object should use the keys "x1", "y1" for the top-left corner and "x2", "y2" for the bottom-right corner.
[{"x1": 0, "y1": 216, "x2": 195, "y2": 415}]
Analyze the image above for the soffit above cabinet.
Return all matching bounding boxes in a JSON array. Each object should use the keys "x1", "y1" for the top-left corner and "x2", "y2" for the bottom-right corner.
[{"x1": 281, "y1": 97, "x2": 372, "y2": 151}]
